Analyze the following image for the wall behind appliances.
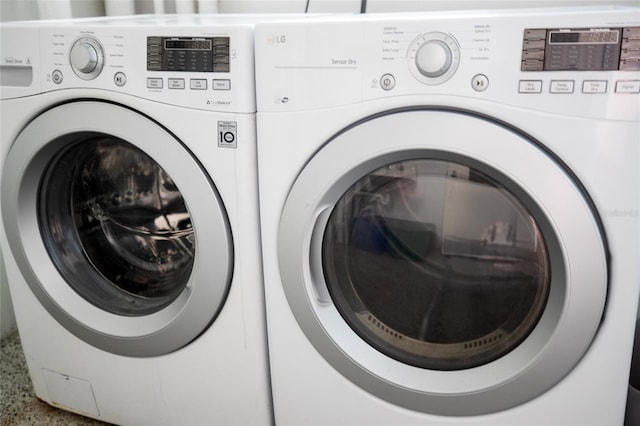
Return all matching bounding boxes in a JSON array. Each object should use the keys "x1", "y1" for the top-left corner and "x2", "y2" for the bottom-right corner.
[
  {"x1": 3, "y1": 0, "x2": 637, "y2": 21},
  {"x1": 364, "y1": 0, "x2": 640, "y2": 12},
  {"x1": 0, "y1": 0, "x2": 219, "y2": 22},
  {"x1": 218, "y1": 0, "x2": 640, "y2": 13}
]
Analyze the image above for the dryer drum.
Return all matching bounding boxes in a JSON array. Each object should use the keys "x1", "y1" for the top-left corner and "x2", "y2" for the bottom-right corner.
[
  {"x1": 38, "y1": 134, "x2": 195, "y2": 316},
  {"x1": 322, "y1": 158, "x2": 550, "y2": 370}
]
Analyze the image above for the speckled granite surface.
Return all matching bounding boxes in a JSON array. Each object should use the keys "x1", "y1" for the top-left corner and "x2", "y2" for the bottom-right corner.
[{"x1": 1, "y1": 331, "x2": 111, "y2": 425}]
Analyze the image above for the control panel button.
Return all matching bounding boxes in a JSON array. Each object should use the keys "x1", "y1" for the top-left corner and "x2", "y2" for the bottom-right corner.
[
  {"x1": 213, "y1": 79, "x2": 231, "y2": 90},
  {"x1": 471, "y1": 74, "x2": 489, "y2": 92},
  {"x1": 582, "y1": 80, "x2": 608, "y2": 94},
  {"x1": 52, "y1": 69, "x2": 63, "y2": 84},
  {"x1": 620, "y1": 61, "x2": 640, "y2": 71},
  {"x1": 524, "y1": 29, "x2": 547, "y2": 40},
  {"x1": 523, "y1": 39, "x2": 546, "y2": 50},
  {"x1": 522, "y1": 50, "x2": 544, "y2": 61},
  {"x1": 615, "y1": 80, "x2": 640, "y2": 93},
  {"x1": 550, "y1": 80, "x2": 574, "y2": 94},
  {"x1": 147, "y1": 78, "x2": 163, "y2": 89},
  {"x1": 190, "y1": 79, "x2": 207, "y2": 90},
  {"x1": 380, "y1": 74, "x2": 396, "y2": 90},
  {"x1": 168, "y1": 78, "x2": 185, "y2": 89},
  {"x1": 114, "y1": 72, "x2": 126, "y2": 87},
  {"x1": 519, "y1": 80, "x2": 543, "y2": 93},
  {"x1": 521, "y1": 62, "x2": 544, "y2": 71}
]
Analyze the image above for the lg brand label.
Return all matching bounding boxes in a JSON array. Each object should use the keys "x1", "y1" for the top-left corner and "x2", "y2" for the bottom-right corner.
[{"x1": 267, "y1": 34, "x2": 286, "y2": 45}]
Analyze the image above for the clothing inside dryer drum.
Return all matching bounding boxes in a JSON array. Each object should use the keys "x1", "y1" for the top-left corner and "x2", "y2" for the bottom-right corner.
[
  {"x1": 322, "y1": 159, "x2": 550, "y2": 370},
  {"x1": 39, "y1": 135, "x2": 195, "y2": 316}
]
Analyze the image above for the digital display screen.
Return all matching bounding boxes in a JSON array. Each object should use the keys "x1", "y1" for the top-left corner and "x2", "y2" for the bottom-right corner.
[
  {"x1": 549, "y1": 30, "x2": 619, "y2": 44},
  {"x1": 147, "y1": 36, "x2": 230, "y2": 73},
  {"x1": 165, "y1": 39, "x2": 213, "y2": 51},
  {"x1": 522, "y1": 26, "x2": 638, "y2": 72}
]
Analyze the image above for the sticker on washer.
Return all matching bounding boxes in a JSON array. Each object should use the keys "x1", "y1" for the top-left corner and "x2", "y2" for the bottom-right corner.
[{"x1": 218, "y1": 121, "x2": 237, "y2": 148}]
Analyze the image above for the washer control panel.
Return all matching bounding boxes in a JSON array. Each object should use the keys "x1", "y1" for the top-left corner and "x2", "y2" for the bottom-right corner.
[{"x1": 0, "y1": 16, "x2": 259, "y2": 112}]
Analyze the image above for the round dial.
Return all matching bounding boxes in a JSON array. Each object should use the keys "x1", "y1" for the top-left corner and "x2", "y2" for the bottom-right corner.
[
  {"x1": 70, "y1": 36, "x2": 104, "y2": 80},
  {"x1": 408, "y1": 32, "x2": 460, "y2": 85}
]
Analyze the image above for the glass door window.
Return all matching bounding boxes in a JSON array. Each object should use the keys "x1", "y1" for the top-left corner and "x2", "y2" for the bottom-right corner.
[
  {"x1": 40, "y1": 136, "x2": 195, "y2": 316},
  {"x1": 322, "y1": 159, "x2": 550, "y2": 370}
]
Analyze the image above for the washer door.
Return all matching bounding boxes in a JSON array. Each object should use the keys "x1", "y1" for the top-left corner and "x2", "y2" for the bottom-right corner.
[
  {"x1": 278, "y1": 109, "x2": 607, "y2": 415},
  {"x1": 1, "y1": 101, "x2": 233, "y2": 357}
]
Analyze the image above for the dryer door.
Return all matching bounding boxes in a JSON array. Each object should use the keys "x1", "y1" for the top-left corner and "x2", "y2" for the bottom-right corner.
[
  {"x1": 278, "y1": 109, "x2": 607, "y2": 416},
  {"x1": 1, "y1": 101, "x2": 233, "y2": 357}
]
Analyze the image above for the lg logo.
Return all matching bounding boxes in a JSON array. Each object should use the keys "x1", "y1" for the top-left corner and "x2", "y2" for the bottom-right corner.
[{"x1": 267, "y1": 34, "x2": 287, "y2": 45}]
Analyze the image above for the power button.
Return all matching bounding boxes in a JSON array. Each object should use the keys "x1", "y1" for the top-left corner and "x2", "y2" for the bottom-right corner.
[
  {"x1": 52, "y1": 69, "x2": 63, "y2": 84},
  {"x1": 380, "y1": 73, "x2": 396, "y2": 91}
]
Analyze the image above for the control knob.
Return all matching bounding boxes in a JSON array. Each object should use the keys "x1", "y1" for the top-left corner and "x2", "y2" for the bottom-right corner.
[
  {"x1": 415, "y1": 40, "x2": 452, "y2": 78},
  {"x1": 70, "y1": 36, "x2": 104, "y2": 80},
  {"x1": 408, "y1": 32, "x2": 460, "y2": 85}
]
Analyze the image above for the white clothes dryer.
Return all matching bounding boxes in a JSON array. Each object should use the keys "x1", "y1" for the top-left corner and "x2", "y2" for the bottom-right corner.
[
  {"x1": 0, "y1": 15, "x2": 273, "y2": 425},
  {"x1": 255, "y1": 7, "x2": 640, "y2": 425}
]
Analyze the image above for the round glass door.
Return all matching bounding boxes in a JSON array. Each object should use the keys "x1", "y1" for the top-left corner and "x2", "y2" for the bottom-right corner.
[
  {"x1": 1, "y1": 101, "x2": 233, "y2": 356},
  {"x1": 322, "y1": 159, "x2": 550, "y2": 370},
  {"x1": 277, "y1": 109, "x2": 607, "y2": 415},
  {"x1": 40, "y1": 136, "x2": 195, "y2": 316}
]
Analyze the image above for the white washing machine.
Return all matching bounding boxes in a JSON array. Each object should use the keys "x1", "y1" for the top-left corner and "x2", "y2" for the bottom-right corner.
[
  {"x1": 255, "y1": 6, "x2": 640, "y2": 425},
  {"x1": 0, "y1": 15, "x2": 273, "y2": 425}
]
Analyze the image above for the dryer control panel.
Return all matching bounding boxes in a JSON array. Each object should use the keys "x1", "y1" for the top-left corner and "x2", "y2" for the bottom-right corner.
[{"x1": 255, "y1": 7, "x2": 640, "y2": 121}]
